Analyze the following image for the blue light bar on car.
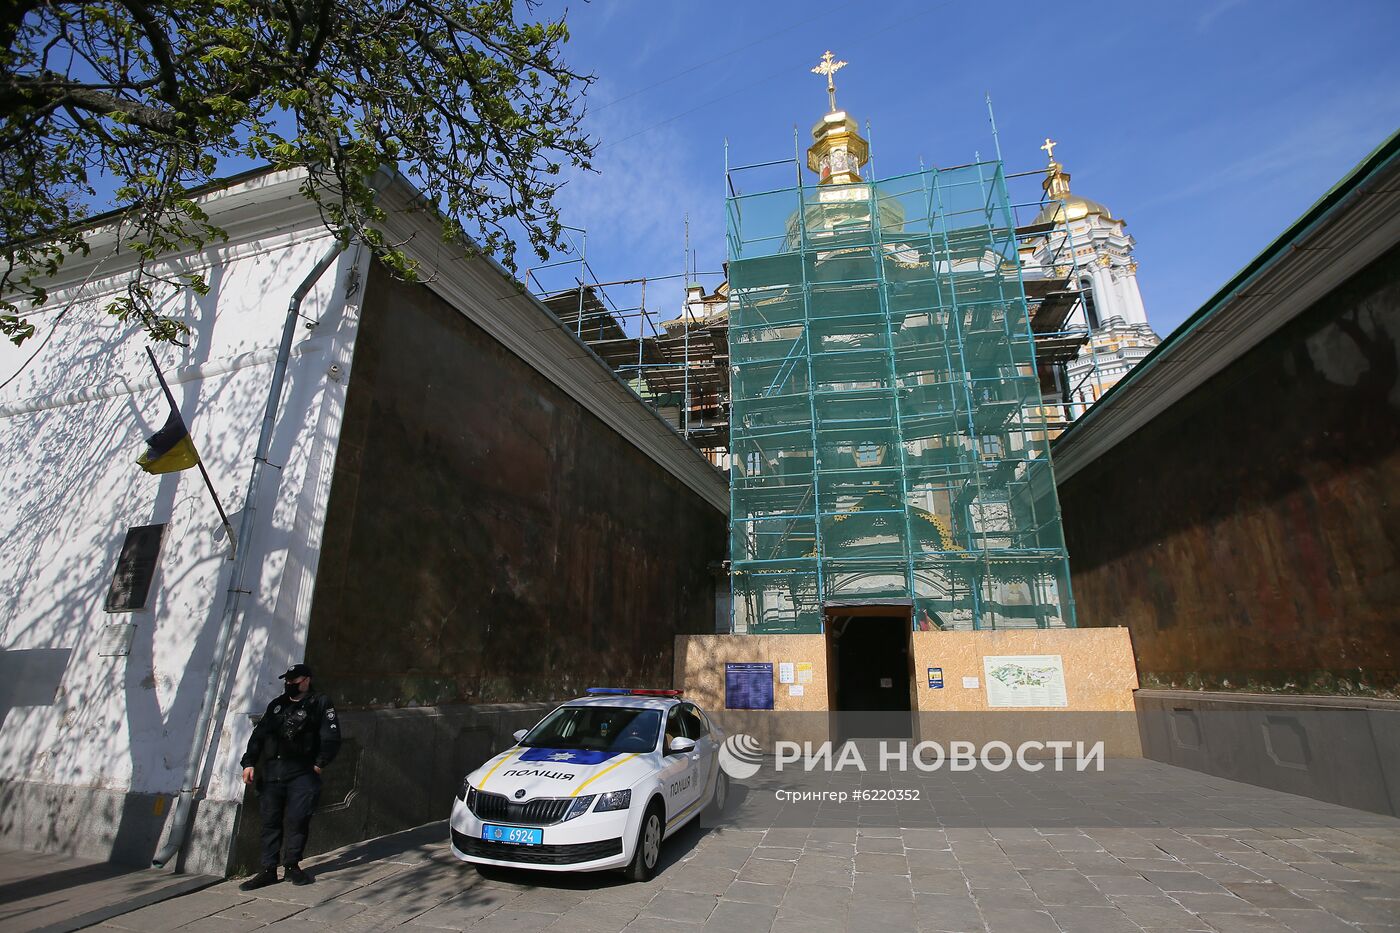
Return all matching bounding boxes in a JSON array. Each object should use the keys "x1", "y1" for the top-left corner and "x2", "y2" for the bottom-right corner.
[{"x1": 585, "y1": 687, "x2": 631, "y2": 695}]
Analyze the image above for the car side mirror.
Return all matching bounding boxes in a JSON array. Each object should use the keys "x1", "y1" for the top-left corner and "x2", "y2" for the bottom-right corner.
[
  {"x1": 512, "y1": 729, "x2": 528, "y2": 743},
  {"x1": 668, "y1": 736, "x2": 696, "y2": 754}
]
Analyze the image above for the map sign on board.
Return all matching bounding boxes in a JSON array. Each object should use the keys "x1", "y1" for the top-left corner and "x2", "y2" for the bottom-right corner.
[
  {"x1": 725, "y1": 662, "x2": 775, "y2": 710},
  {"x1": 983, "y1": 655, "x2": 1068, "y2": 708}
]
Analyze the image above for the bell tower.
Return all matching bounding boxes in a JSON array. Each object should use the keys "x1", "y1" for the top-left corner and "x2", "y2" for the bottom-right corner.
[
  {"x1": 1019, "y1": 138, "x2": 1162, "y2": 427},
  {"x1": 1025, "y1": 139, "x2": 1152, "y2": 331}
]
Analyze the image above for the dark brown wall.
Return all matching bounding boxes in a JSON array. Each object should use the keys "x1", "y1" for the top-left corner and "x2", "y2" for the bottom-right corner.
[
  {"x1": 306, "y1": 263, "x2": 727, "y2": 707},
  {"x1": 1060, "y1": 243, "x2": 1400, "y2": 695}
]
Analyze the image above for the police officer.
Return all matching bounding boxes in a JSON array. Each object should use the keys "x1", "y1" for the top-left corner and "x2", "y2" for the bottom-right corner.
[{"x1": 238, "y1": 663, "x2": 341, "y2": 889}]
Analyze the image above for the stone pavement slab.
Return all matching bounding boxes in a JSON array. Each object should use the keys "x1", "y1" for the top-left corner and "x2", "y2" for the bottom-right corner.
[
  {"x1": 36, "y1": 760, "x2": 1400, "y2": 932},
  {"x1": 0, "y1": 847, "x2": 219, "y2": 933}
]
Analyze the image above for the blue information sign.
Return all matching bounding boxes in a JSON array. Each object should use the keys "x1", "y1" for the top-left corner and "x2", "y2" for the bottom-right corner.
[
  {"x1": 725, "y1": 662, "x2": 775, "y2": 710},
  {"x1": 928, "y1": 667, "x2": 944, "y2": 689}
]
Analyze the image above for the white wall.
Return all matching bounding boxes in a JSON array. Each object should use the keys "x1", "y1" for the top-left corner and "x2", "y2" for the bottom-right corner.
[{"x1": 0, "y1": 182, "x2": 371, "y2": 834}]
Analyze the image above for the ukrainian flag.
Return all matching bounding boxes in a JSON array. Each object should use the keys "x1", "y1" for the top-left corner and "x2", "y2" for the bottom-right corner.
[{"x1": 137, "y1": 406, "x2": 201, "y2": 474}]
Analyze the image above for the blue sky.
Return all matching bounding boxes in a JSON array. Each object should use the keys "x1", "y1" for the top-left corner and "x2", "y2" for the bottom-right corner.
[{"x1": 540, "y1": 0, "x2": 1400, "y2": 337}]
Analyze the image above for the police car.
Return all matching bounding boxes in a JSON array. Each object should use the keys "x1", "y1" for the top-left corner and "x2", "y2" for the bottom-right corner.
[{"x1": 449, "y1": 689, "x2": 727, "y2": 881}]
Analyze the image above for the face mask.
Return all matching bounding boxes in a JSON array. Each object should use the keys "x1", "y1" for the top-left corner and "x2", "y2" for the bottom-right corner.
[{"x1": 285, "y1": 680, "x2": 307, "y2": 698}]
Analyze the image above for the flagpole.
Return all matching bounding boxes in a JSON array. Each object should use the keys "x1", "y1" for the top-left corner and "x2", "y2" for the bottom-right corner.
[{"x1": 144, "y1": 347, "x2": 237, "y2": 558}]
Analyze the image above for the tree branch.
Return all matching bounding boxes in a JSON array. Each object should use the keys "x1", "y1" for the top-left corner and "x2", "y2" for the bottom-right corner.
[
  {"x1": 116, "y1": 0, "x2": 182, "y2": 113},
  {"x1": 2, "y1": 74, "x2": 180, "y2": 134}
]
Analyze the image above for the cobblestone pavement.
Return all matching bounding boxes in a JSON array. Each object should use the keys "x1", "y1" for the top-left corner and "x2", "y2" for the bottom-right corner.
[{"x1": 88, "y1": 760, "x2": 1400, "y2": 933}]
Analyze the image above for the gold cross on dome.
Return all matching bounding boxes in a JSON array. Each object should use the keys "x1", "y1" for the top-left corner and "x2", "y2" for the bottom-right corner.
[
  {"x1": 1040, "y1": 137, "x2": 1058, "y2": 163},
  {"x1": 811, "y1": 50, "x2": 847, "y2": 112}
]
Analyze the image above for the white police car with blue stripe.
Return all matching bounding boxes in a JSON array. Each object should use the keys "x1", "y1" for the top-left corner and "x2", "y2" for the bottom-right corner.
[{"x1": 449, "y1": 689, "x2": 727, "y2": 881}]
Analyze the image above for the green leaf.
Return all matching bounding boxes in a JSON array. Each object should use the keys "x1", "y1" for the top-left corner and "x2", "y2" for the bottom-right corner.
[{"x1": 2, "y1": 0, "x2": 597, "y2": 342}]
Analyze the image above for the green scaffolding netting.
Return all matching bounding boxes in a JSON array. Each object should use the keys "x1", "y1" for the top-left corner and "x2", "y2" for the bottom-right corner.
[{"x1": 727, "y1": 161, "x2": 1076, "y2": 633}]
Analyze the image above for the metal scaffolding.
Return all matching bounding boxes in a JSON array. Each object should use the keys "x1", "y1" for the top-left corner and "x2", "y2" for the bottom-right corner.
[
  {"x1": 725, "y1": 146, "x2": 1077, "y2": 634},
  {"x1": 525, "y1": 229, "x2": 732, "y2": 466}
]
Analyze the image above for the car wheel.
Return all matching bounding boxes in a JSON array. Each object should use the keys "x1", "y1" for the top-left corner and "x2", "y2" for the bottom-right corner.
[
  {"x1": 706, "y1": 770, "x2": 729, "y2": 818},
  {"x1": 625, "y1": 801, "x2": 664, "y2": 882}
]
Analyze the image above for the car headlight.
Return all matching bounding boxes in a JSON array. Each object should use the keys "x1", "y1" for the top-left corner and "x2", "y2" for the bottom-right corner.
[
  {"x1": 459, "y1": 778, "x2": 474, "y2": 803},
  {"x1": 561, "y1": 795, "x2": 596, "y2": 822},
  {"x1": 595, "y1": 789, "x2": 631, "y2": 812}
]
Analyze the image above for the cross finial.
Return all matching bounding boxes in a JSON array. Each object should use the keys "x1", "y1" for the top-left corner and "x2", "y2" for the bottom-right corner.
[
  {"x1": 811, "y1": 50, "x2": 848, "y2": 112},
  {"x1": 1040, "y1": 137, "x2": 1058, "y2": 163}
]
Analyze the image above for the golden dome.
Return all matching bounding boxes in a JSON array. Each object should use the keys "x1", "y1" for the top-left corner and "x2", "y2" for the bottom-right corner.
[
  {"x1": 1034, "y1": 193, "x2": 1115, "y2": 225},
  {"x1": 1033, "y1": 150, "x2": 1116, "y2": 225}
]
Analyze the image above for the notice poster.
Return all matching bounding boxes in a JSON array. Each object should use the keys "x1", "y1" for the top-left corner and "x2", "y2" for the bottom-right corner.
[
  {"x1": 796, "y1": 662, "x2": 814, "y2": 684},
  {"x1": 725, "y1": 662, "x2": 775, "y2": 710},
  {"x1": 983, "y1": 655, "x2": 1068, "y2": 708}
]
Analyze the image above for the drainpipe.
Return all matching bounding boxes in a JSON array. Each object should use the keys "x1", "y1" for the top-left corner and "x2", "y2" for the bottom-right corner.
[{"x1": 153, "y1": 239, "x2": 346, "y2": 870}]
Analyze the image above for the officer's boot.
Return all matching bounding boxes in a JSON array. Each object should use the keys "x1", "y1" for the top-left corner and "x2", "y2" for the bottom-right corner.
[{"x1": 239, "y1": 867, "x2": 280, "y2": 891}]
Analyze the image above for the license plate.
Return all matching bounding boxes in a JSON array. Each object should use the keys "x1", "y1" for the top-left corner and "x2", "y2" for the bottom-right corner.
[{"x1": 481, "y1": 824, "x2": 543, "y2": 846}]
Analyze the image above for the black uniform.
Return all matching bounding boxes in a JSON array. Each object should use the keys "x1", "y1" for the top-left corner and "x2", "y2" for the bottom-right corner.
[{"x1": 240, "y1": 691, "x2": 341, "y2": 870}]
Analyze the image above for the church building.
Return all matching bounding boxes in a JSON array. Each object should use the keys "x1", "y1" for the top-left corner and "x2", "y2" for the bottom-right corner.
[
  {"x1": 1018, "y1": 142, "x2": 1162, "y2": 426},
  {"x1": 724, "y1": 54, "x2": 1075, "y2": 637}
]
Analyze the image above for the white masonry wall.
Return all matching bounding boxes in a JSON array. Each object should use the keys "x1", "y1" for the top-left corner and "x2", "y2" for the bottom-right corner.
[{"x1": 0, "y1": 171, "x2": 371, "y2": 871}]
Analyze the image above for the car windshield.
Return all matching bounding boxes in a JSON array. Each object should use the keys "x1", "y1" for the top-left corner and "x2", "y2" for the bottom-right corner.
[{"x1": 521, "y1": 706, "x2": 661, "y2": 753}]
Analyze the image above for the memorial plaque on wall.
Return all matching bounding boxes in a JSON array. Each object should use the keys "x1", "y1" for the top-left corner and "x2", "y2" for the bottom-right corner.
[
  {"x1": 105, "y1": 523, "x2": 166, "y2": 612},
  {"x1": 97, "y1": 623, "x2": 137, "y2": 657}
]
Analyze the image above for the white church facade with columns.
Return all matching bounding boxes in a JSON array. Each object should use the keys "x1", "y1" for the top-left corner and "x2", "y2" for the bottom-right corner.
[{"x1": 1019, "y1": 139, "x2": 1161, "y2": 426}]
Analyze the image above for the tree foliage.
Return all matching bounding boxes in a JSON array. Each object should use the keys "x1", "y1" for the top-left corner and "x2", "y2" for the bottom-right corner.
[{"x1": 0, "y1": 0, "x2": 594, "y2": 344}]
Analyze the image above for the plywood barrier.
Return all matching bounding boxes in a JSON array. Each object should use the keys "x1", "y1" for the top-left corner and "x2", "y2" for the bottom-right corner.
[
  {"x1": 909, "y1": 629, "x2": 1139, "y2": 712},
  {"x1": 674, "y1": 628, "x2": 1141, "y2": 755}
]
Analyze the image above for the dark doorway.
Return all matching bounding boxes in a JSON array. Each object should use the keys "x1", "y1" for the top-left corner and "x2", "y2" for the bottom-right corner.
[{"x1": 826, "y1": 607, "x2": 914, "y2": 741}]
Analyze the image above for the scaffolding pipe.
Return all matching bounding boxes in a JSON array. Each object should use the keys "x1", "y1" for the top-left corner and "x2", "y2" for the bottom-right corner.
[
  {"x1": 868, "y1": 154, "x2": 922, "y2": 625},
  {"x1": 568, "y1": 226, "x2": 586, "y2": 337},
  {"x1": 683, "y1": 215, "x2": 691, "y2": 438},
  {"x1": 985, "y1": 93, "x2": 1004, "y2": 164},
  {"x1": 637, "y1": 277, "x2": 646, "y2": 379},
  {"x1": 794, "y1": 122, "x2": 825, "y2": 630}
]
